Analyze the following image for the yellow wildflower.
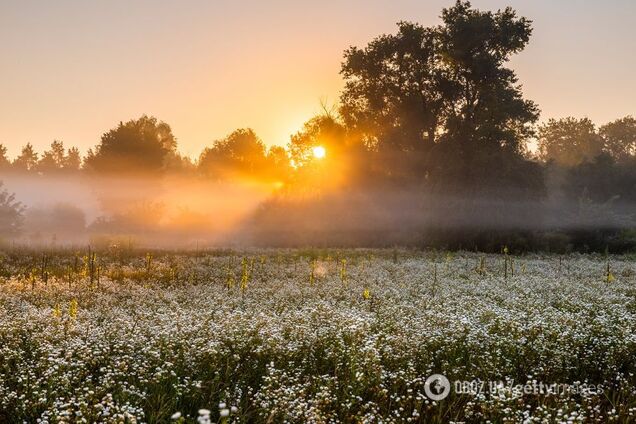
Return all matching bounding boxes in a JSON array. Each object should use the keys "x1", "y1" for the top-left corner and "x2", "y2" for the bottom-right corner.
[
  {"x1": 69, "y1": 299, "x2": 78, "y2": 319},
  {"x1": 362, "y1": 288, "x2": 371, "y2": 300}
]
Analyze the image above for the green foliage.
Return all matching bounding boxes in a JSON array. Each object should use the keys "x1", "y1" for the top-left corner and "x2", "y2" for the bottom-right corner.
[
  {"x1": 341, "y1": 1, "x2": 538, "y2": 157},
  {"x1": 538, "y1": 117, "x2": 603, "y2": 166},
  {"x1": 85, "y1": 115, "x2": 177, "y2": 174},
  {"x1": 600, "y1": 115, "x2": 636, "y2": 163}
]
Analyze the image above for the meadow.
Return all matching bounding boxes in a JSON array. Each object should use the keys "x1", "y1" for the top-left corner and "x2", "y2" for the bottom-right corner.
[{"x1": 0, "y1": 248, "x2": 635, "y2": 423}]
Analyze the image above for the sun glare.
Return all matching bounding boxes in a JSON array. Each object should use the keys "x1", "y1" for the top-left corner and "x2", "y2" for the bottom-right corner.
[{"x1": 313, "y1": 145, "x2": 326, "y2": 159}]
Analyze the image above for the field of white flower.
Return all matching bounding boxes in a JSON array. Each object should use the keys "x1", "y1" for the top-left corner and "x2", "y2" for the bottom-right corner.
[{"x1": 0, "y1": 248, "x2": 635, "y2": 423}]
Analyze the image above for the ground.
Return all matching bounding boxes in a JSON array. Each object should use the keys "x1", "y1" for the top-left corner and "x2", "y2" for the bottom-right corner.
[{"x1": 0, "y1": 249, "x2": 635, "y2": 423}]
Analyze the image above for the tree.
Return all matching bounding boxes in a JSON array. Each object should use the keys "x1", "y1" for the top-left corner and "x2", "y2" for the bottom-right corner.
[
  {"x1": 63, "y1": 147, "x2": 82, "y2": 171},
  {"x1": 340, "y1": 21, "x2": 448, "y2": 151},
  {"x1": 438, "y1": 1, "x2": 538, "y2": 151},
  {"x1": 37, "y1": 140, "x2": 66, "y2": 173},
  {"x1": 85, "y1": 115, "x2": 177, "y2": 174},
  {"x1": 198, "y1": 129, "x2": 270, "y2": 180},
  {"x1": 340, "y1": 0, "x2": 538, "y2": 160},
  {"x1": 13, "y1": 143, "x2": 39, "y2": 172},
  {"x1": 0, "y1": 145, "x2": 11, "y2": 170},
  {"x1": 37, "y1": 141, "x2": 84, "y2": 173},
  {"x1": 338, "y1": 0, "x2": 541, "y2": 198},
  {"x1": 0, "y1": 181, "x2": 24, "y2": 237},
  {"x1": 600, "y1": 116, "x2": 636, "y2": 163},
  {"x1": 538, "y1": 117, "x2": 603, "y2": 167}
]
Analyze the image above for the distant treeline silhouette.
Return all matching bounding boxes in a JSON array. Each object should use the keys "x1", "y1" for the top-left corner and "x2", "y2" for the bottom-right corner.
[{"x1": 1, "y1": 1, "x2": 635, "y2": 252}]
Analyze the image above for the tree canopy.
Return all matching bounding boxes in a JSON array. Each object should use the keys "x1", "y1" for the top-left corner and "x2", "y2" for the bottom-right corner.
[
  {"x1": 600, "y1": 116, "x2": 636, "y2": 163},
  {"x1": 13, "y1": 143, "x2": 39, "y2": 172},
  {"x1": 85, "y1": 115, "x2": 177, "y2": 175},
  {"x1": 198, "y1": 128, "x2": 287, "y2": 181},
  {"x1": 340, "y1": 1, "x2": 538, "y2": 158},
  {"x1": 538, "y1": 118, "x2": 605, "y2": 167}
]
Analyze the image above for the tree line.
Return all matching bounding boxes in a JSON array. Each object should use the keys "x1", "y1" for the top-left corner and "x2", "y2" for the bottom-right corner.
[{"x1": 2, "y1": 113, "x2": 634, "y2": 182}]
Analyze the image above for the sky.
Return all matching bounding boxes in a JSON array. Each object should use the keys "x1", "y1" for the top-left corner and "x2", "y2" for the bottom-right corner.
[{"x1": 1, "y1": 0, "x2": 635, "y2": 158}]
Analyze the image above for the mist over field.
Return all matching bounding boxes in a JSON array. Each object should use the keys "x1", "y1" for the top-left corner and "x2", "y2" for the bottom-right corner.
[
  {"x1": 1, "y1": 173, "x2": 274, "y2": 247},
  {"x1": 3, "y1": 168, "x2": 635, "y2": 251}
]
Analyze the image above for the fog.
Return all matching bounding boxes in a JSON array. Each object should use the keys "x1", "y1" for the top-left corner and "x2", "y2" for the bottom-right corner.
[
  {"x1": 3, "y1": 174, "x2": 275, "y2": 248},
  {"x1": 3, "y1": 172, "x2": 633, "y2": 250},
  {"x1": 240, "y1": 187, "x2": 636, "y2": 248}
]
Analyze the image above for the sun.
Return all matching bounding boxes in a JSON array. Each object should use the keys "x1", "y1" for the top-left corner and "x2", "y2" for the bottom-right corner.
[{"x1": 312, "y1": 145, "x2": 326, "y2": 159}]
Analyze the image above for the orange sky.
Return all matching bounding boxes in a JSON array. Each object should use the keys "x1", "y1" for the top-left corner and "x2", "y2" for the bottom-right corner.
[{"x1": 1, "y1": 0, "x2": 634, "y2": 158}]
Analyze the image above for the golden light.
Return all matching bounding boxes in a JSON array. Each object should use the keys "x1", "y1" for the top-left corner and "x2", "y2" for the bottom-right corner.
[{"x1": 312, "y1": 145, "x2": 326, "y2": 159}]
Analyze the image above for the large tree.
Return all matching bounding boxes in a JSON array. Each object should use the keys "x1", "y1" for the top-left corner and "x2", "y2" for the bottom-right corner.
[
  {"x1": 198, "y1": 129, "x2": 270, "y2": 180},
  {"x1": 538, "y1": 117, "x2": 603, "y2": 167},
  {"x1": 600, "y1": 116, "x2": 636, "y2": 163},
  {"x1": 340, "y1": 1, "x2": 538, "y2": 159},
  {"x1": 438, "y1": 1, "x2": 538, "y2": 150},
  {"x1": 85, "y1": 115, "x2": 177, "y2": 174},
  {"x1": 340, "y1": 21, "x2": 448, "y2": 151}
]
